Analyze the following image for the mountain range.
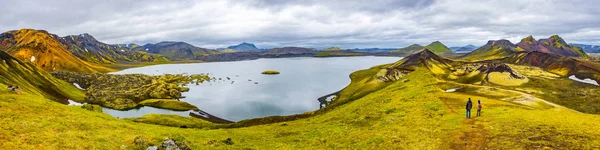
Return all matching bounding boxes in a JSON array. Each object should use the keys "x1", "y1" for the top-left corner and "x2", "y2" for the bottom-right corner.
[
  {"x1": 132, "y1": 41, "x2": 220, "y2": 60},
  {"x1": 572, "y1": 43, "x2": 600, "y2": 53},
  {"x1": 462, "y1": 35, "x2": 588, "y2": 61}
]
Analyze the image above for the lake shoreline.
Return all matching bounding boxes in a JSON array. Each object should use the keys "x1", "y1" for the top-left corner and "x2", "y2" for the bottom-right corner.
[{"x1": 102, "y1": 56, "x2": 402, "y2": 121}]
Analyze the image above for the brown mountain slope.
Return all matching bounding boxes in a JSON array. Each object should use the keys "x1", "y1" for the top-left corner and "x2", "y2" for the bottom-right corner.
[
  {"x1": 0, "y1": 29, "x2": 114, "y2": 73},
  {"x1": 488, "y1": 51, "x2": 600, "y2": 83},
  {"x1": 516, "y1": 35, "x2": 588, "y2": 58}
]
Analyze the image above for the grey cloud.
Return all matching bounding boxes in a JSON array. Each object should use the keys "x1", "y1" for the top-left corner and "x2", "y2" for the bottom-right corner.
[{"x1": 1, "y1": 0, "x2": 600, "y2": 49}]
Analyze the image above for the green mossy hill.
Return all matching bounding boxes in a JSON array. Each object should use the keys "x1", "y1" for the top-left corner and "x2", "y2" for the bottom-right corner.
[
  {"x1": 51, "y1": 72, "x2": 209, "y2": 110},
  {"x1": 261, "y1": 70, "x2": 280, "y2": 74},
  {"x1": 425, "y1": 41, "x2": 453, "y2": 54},
  {"x1": 139, "y1": 99, "x2": 199, "y2": 111},
  {"x1": 0, "y1": 50, "x2": 85, "y2": 102},
  {"x1": 392, "y1": 41, "x2": 452, "y2": 54},
  {"x1": 461, "y1": 39, "x2": 519, "y2": 61}
]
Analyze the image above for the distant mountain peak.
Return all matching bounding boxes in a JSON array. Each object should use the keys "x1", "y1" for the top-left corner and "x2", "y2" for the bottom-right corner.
[
  {"x1": 521, "y1": 35, "x2": 536, "y2": 44},
  {"x1": 490, "y1": 39, "x2": 516, "y2": 46},
  {"x1": 227, "y1": 42, "x2": 258, "y2": 51},
  {"x1": 430, "y1": 41, "x2": 443, "y2": 44}
]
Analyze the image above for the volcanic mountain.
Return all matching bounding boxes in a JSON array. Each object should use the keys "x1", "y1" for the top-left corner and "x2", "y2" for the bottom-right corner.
[
  {"x1": 0, "y1": 29, "x2": 114, "y2": 72},
  {"x1": 378, "y1": 49, "x2": 456, "y2": 81},
  {"x1": 460, "y1": 39, "x2": 520, "y2": 61},
  {"x1": 516, "y1": 35, "x2": 587, "y2": 58},
  {"x1": 133, "y1": 41, "x2": 219, "y2": 60}
]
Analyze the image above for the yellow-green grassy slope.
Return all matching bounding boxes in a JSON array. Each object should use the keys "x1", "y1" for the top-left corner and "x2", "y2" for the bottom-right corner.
[
  {"x1": 2, "y1": 64, "x2": 600, "y2": 149},
  {"x1": 0, "y1": 51, "x2": 84, "y2": 102}
]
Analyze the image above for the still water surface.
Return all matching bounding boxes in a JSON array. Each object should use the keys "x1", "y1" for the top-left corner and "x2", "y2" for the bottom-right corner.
[{"x1": 103, "y1": 56, "x2": 401, "y2": 121}]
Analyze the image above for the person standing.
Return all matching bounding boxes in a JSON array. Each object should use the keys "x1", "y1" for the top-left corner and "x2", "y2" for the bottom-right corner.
[
  {"x1": 477, "y1": 100, "x2": 482, "y2": 117},
  {"x1": 466, "y1": 98, "x2": 473, "y2": 118}
]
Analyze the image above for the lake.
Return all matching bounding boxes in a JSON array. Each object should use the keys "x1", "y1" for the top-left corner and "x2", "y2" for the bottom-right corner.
[{"x1": 103, "y1": 56, "x2": 401, "y2": 121}]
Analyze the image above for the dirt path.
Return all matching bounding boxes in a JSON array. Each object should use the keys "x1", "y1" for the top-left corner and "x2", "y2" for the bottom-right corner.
[{"x1": 450, "y1": 118, "x2": 489, "y2": 150}]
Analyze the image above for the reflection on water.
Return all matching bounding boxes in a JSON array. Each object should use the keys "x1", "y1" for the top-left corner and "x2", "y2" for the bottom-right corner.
[
  {"x1": 106, "y1": 56, "x2": 401, "y2": 121},
  {"x1": 102, "y1": 107, "x2": 191, "y2": 118}
]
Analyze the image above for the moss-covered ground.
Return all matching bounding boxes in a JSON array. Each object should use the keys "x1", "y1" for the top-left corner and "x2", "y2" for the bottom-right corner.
[
  {"x1": 139, "y1": 99, "x2": 199, "y2": 111},
  {"x1": 2, "y1": 64, "x2": 600, "y2": 149}
]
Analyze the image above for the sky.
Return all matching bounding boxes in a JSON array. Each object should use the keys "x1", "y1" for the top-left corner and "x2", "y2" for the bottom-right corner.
[{"x1": 1, "y1": 0, "x2": 600, "y2": 49}]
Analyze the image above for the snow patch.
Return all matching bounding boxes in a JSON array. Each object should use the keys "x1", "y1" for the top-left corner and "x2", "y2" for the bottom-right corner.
[
  {"x1": 73, "y1": 83, "x2": 85, "y2": 90},
  {"x1": 145, "y1": 48, "x2": 149, "y2": 51},
  {"x1": 569, "y1": 75, "x2": 599, "y2": 86},
  {"x1": 84, "y1": 48, "x2": 89, "y2": 52},
  {"x1": 120, "y1": 49, "x2": 125, "y2": 52},
  {"x1": 67, "y1": 100, "x2": 84, "y2": 106},
  {"x1": 445, "y1": 88, "x2": 460, "y2": 93},
  {"x1": 30, "y1": 56, "x2": 35, "y2": 62}
]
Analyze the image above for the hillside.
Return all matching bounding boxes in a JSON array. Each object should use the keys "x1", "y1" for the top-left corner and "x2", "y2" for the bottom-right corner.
[
  {"x1": 227, "y1": 42, "x2": 259, "y2": 51},
  {"x1": 0, "y1": 50, "x2": 85, "y2": 102},
  {"x1": 392, "y1": 41, "x2": 452, "y2": 54},
  {"x1": 517, "y1": 35, "x2": 588, "y2": 58},
  {"x1": 392, "y1": 44, "x2": 423, "y2": 53},
  {"x1": 492, "y1": 51, "x2": 600, "y2": 83},
  {"x1": 133, "y1": 41, "x2": 220, "y2": 60},
  {"x1": 425, "y1": 41, "x2": 452, "y2": 53},
  {"x1": 460, "y1": 39, "x2": 521, "y2": 61},
  {"x1": 0, "y1": 29, "x2": 114, "y2": 73}
]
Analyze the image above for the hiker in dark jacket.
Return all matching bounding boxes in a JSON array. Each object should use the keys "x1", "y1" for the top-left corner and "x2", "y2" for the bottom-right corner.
[
  {"x1": 477, "y1": 100, "x2": 482, "y2": 117},
  {"x1": 466, "y1": 98, "x2": 473, "y2": 118}
]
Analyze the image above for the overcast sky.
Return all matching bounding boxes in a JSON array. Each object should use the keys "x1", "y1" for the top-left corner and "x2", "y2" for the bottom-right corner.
[{"x1": 1, "y1": 0, "x2": 599, "y2": 49}]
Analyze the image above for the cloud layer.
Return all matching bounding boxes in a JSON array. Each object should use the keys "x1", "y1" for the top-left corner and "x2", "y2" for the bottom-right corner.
[{"x1": 1, "y1": 0, "x2": 599, "y2": 49}]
